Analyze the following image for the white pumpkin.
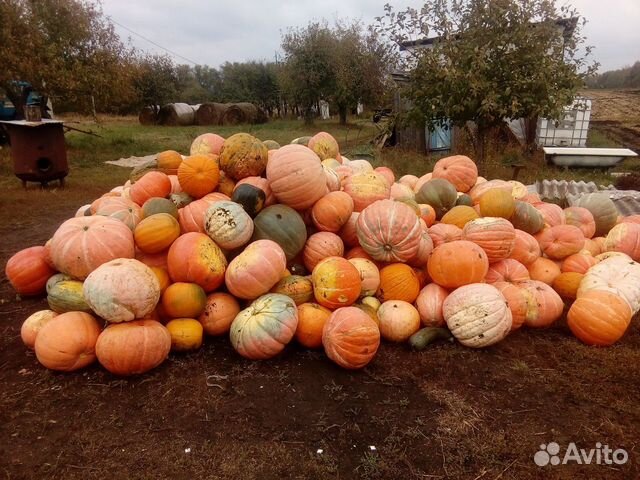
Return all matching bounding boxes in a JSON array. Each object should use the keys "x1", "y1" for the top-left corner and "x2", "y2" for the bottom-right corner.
[
  {"x1": 443, "y1": 283, "x2": 512, "y2": 348},
  {"x1": 204, "y1": 200, "x2": 254, "y2": 250},
  {"x1": 577, "y1": 256, "x2": 640, "y2": 314},
  {"x1": 83, "y1": 259, "x2": 160, "y2": 323}
]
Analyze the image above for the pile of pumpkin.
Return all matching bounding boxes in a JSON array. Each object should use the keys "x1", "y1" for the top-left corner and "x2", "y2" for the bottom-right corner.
[{"x1": 5, "y1": 130, "x2": 640, "y2": 375}]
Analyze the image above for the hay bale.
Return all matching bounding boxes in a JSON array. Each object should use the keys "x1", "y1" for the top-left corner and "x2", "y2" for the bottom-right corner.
[
  {"x1": 234, "y1": 103, "x2": 268, "y2": 124},
  {"x1": 158, "y1": 103, "x2": 196, "y2": 126},
  {"x1": 139, "y1": 106, "x2": 159, "y2": 125},
  {"x1": 195, "y1": 102, "x2": 226, "y2": 125},
  {"x1": 220, "y1": 104, "x2": 245, "y2": 125}
]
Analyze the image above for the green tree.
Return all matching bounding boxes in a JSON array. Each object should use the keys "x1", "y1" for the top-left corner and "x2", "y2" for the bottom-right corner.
[
  {"x1": 376, "y1": 0, "x2": 598, "y2": 162},
  {"x1": 133, "y1": 54, "x2": 180, "y2": 111},
  {"x1": 0, "y1": 0, "x2": 134, "y2": 117}
]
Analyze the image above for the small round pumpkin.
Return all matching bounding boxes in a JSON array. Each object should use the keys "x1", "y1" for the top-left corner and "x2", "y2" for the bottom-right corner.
[
  {"x1": 564, "y1": 206, "x2": 596, "y2": 239},
  {"x1": 339, "y1": 212, "x2": 360, "y2": 247},
  {"x1": 204, "y1": 200, "x2": 254, "y2": 250},
  {"x1": 485, "y1": 259, "x2": 530, "y2": 284},
  {"x1": 303, "y1": 232, "x2": 345, "y2": 272},
  {"x1": 431, "y1": 155, "x2": 478, "y2": 193},
  {"x1": 518, "y1": 280, "x2": 564, "y2": 328},
  {"x1": 443, "y1": 283, "x2": 512, "y2": 348},
  {"x1": 418, "y1": 204, "x2": 437, "y2": 227},
  {"x1": 166, "y1": 318, "x2": 204, "y2": 351},
  {"x1": 508, "y1": 229, "x2": 541, "y2": 265},
  {"x1": 535, "y1": 224, "x2": 585, "y2": 260},
  {"x1": 130, "y1": 171, "x2": 172, "y2": 206},
  {"x1": 560, "y1": 253, "x2": 598, "y2": 274},
  {"x1": 296, "y1": 302, "x2": 332, "y2": 348},
  {"x1": 156, "y1": 150, "x2": 183, "y2": 174},
  {"x1": 568, "y1": 290, "x2": 632, "y2": 346},
  {"x1": 415, "y1": 283, "x2": 449, "y2": 327},
  {"x1": 198, "y1": 292, "x2": 240, "y2": 336},
  {"x1": 134, "y1": 213, "x2": 181, "y2": 254},
  {"x1": 308, "y1": 131, "x2": 339, "y2": 160},
  {"x1": 552, "y1": 272, "x2": 584, "y2": 299},
  {"x1": 574, "y1": 193, "x2": 619, "y2": 237},
  {"x1": 271, "y1": 275, "x2": 314, "y2": 305},
  {"x1": 479, "y1": 188, "x2": 515, "y2": 219},
  {"x1": 83, "y1": 259, "x2": 161, "y2": 323},
  {"x1": 190, "y1": 133, "x2": 225, "y2": 156},
  {"x1": 440, "y1": 205, "x2": 479, "y2": 229},
  {"x1": 178, "y1": 154, "x2": 220, "y2": 198},
  {"x1": 312, "y1": 257, "x2": 361, "y2": 310},
  {"x1": 415, "y1": 178, "x2": 458, "y2": 219},
  {"x1": 21, "y1": 310, "x2": 58, "y2": 349},
  {"x1": 96, "y1": 319, "x2": 171, "y2": 375},
  {"x1": 167, "y1": 232, "x2": 227, "y2": 292},
  {"x1": 230, "y1": 293, "x2": 298, "y2": 360},
  {"x1": 225, "y1": 240, "x2": 287, "y2": 300},
  {"x1": 177, "y1": 193, "x2": 227, "y2": 234},
  {"x1": 312, "y1": 191, "x2": 354, "y2": 232},
  {"x1": 96, "y1": 197, "x2": 144, "y2": 230},
  {"x1": 603, "y1": 223, "x2": 640, "y2": 261},
  {"x1": 35, "y1": 312, "x2": 102, "y2": 371},
  {"x1": 231, "y1": 183, "x2": 266, "y2": 217},
  {"x1": 428, "y1": 223, "x2": 463, "y2": 247},
  {"x1": 47, "y1": 277, "x2": 92, "y2": 313},
  {"x1": 377, "y1": 300, "x2": 421, "y2": 342},
  {"x1": 343, "y1": 171, "x2": 391, "y2": 212},
  {"x1": 527, "y1": 257, "x2": 561, "y2": 285},
  {"x1": 427, "y1": 240, "x2": 489, "y2": 289},
  {"x1": 510, "y1": 201, "x2": 545, "y2": 234},
  {"x1": 348, "y1": 258, "x2": 380, "y2": 297},
  {"x1": 5, "y1": 246, "x2": 56, "y2": 296},
  {"x1": 162, "y1": 282, "x2": 207, "y2": 319},
  {"x1": 377, "y1": 263, "x2": 420, "y2": 303},
  {"x1": 322, "y1": 307, "x2": 380, "y2": 369}
]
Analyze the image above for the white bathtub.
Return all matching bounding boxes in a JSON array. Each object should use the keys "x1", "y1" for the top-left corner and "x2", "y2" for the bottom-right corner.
[{"x1": 543, "y1": 147, "x2": 637, "y2": 168}]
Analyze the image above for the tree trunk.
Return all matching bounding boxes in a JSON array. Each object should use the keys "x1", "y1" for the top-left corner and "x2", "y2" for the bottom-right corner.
[
  {"x1": 3, "y1": 85, "x2": 25, "y2": 120},
  {"x1": 304, "y1": 104, "x2": 314, "y2": 126},
  {"x1": 338, "y1": 104, "x2": 348, "y2": 125},
  {"x1": 475, "y1": 123, "x2": 488, "y2": 172}
]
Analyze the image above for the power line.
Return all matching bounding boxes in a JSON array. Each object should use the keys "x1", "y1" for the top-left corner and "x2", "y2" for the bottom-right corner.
[{"x1": 110, "y1": 18, "x2": 200, "y2": 66}]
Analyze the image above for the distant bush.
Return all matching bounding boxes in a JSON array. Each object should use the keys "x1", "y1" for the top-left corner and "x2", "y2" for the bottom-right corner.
[{"x1": 586, "y1": 62, "x2": 640, "y2": 89}]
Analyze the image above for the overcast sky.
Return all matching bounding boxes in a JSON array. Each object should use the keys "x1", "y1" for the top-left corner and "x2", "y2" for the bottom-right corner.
[{"x1": 102, "y1": 0, "x2": 639, "y2": 72}]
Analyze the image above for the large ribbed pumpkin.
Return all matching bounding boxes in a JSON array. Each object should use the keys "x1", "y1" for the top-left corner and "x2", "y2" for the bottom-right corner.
[
  {"x1": 230, "y1": 293, "x2": 298, "y2": 359},
  {"x1": 219, "y1": 133, "x2": 268, "y2": 180},
  {"x1": 96, "y1": 197, "x2": 143, "y2": 230},
  {"x1": 134, "y1": 213, "x2": 181, "y2": 254},
  {"x1": 428, "y1": 240, "x2": 489, "y2": 288},
  {"x1": 428, "y1": 223, "x2": 463, "y2": 247},
  {"x1": 225, "y1": 240, "x2": 287, "y2": 300},
  {"x1": 443, "y1": 283, "x2": 512, "y2": 348},
  {"x1": 356, "y1": 199, "x2": 422, "y2": 263},
  {"x1": 377, "y1": 300, "x2": 421, "y2": 342},
  {"x1": 415, "y1": 178, "x2": 458, "y2": 219},
  {"x1": 508, "y1": 229, "x2": 541, "y2": 265},
  {"x1": 561, "y1": 253, "x2": 598, "y2": 274},
  {"x1": 322, "y1": 307, "x2": 380, "y2": 369},
  {"x1": 130, "y1": 171, "x2": 172, "y2": 206},
  {"x1": 603, "y1": 223, "x2": 640, "y2": 261},
  {"x1": 577, "y1": 256, "x2": 640, "y2": 314},
  {"x1": 5, "y1": 246, "x2": 56, "y2": 296},
  {"x1": 535, "y1": 225, "x2": 585, "y2": 260},
  {"x1": 83, "y1": 259, "x2": 160, "y2": 323},
  {"x1": 267, "y1": 144, "x2": 327, "y2": 210},
  {"x1": 377, "y1": 263, "x2": 420, "y2": 303},
  {"x1": 440, "y1": 205, "x2": 479, "y2": 229},
  {"x1": 177, "y1": 154, "x2": 220, "y2": 198},
  {"x1": 517, "y1": 280, "x2": 564, "y2": 328},
  {"x1": 303, "y1": 232, "x2": 344, "y2": 272},
  {"x1": 34, "y1": 312, "x2": 102, "y2": 372},
  {"x1": 343, "y1": 171, "x2": 391, "y2": 212},
  {"x1": 568, "y1": 290, "x2": 632, "y2": 346},
  {"x1": 431, "y1": 155, "x2": 478, "y2": 193},
  {"x1": 198, "y1": 292, "x2": 240, "y2": 336},
  {"x1": 296, "y1": 302, "x2": 332, "y2": 348},
  {"x1": 96, "y1": 319, "x2": 171, "y2": 375},
  {"x1": 574, "y1": 193, "x2": 619, "y2": 237},
  {"x1": 49, "y1": 216, "x2": 135, "y2": 279},
  {"x1": 312, "y1": 191, "x2": 354, "y2": 232},
  {"x1": 252, "y1": 204, "x2": 307, "y2": 261},
  {"x1": 204, "y1": 200, "x2": 254, "y2": 250},
  {"x1": 415, "y1": 283, "x2": 449, "y2": 327},
  {"x1": 462, "y1": 217, "x2": 516, "y2": 263},
  {"x1": 167, "y1": 232, "x2": 227, "y2": 292},
  {"x1": 312, "y1": 257, "x2": 361, "y2": 309},
  {"x1": 485, "y1": 259, "x2": 530, "y2": 284},
  {"x1": 510, "y1": 201, "x2": 545, "y2": 234},
  {"x1": 564, "y1": 206, "x2": 596, "y2": 239}
]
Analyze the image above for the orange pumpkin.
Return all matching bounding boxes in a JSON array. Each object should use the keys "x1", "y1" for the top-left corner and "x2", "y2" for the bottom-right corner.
[
  {"x1": 166, "y1": 318, "x2": 204, "y2": 351},
  {"x1": 527, "y1": 257, "x2": 561, "y2": 285},
  {"x1": 427, "y1": 240, "x2": 489, "y2": 289},
  {"x1": 479, "y1": 188, "x2": 515, "y2": 219},
  {"x1": 199, "y1": 292, "x2": 240, "y2": 336},
  {"x1": 518, "y1": 280, "x2": 564, "y2": 328},
  {"x1": 339, "y1": 212, "x2": 360, "y2": 247},
  {"x1": 462, "y1": 217, "x2": 516, "y2": 263},
  {"x1": 492, "y1": 281, "x2": 528, "y2": 331},
  {"x1": 167, "y1": 232, "x2": 227, "y2": 292},
  {"x1": 485, "y1": 259, "x2": 530, "y2": 284},
  {"x1": 431, "y1": 155, "x2": 478, "y2": 193},
  {"x1": 226, "y1": 240, "x2": 287, "y2": 300},
  {"x1": 322, "y1": 307, "x2": 380, "y2": 369},
  {"x1": 343, "y1": 171, "x2": 391, "y2": 212},
  {"x1": 308, "y1": 131, "x2": 339, "y2": 160},
  {"x1": 5, "y1": 246, "x2": 56, "y2": 296},
  {"x1": 271, "y1": 275, "x2": 314, "y2": 305},
  {"x1": 303, "y1": 232, "x2": 344, "y2": 272},
  {"x1": 440, "y1": 205, "x2": 479, "y2": 229},
  {"x1": 568, "y1": 290, "x2": 632, "y2": 346},
  {"x1": 177, "y1": 154, "x2": 220, "y2": 198},
  {"x1": 312, "y1": 191, "x2": 354, "y2": 232},
  {"x1": 34, "y1": 312, "x2": 102, "y2": 371},
  {"x1": 312, "y1": 257, "x2": 361, "y2": 309},
  {"x1": 552, "y1": 272, "x2": 584, "y2": 299},
  {"x1": 428, "y1": 223, "x2": 463, "y2": 247},
  {"x1": 581, "y1": 238, "x2": 602, "y2": 256},
  {"x1": 134, "y1": 213, "x2": 181, "y2": 254},
  {"x1": 377, "y1": 300, "x2": 421, "y2": 342},
  {"x1": 96, "y1": 319, "x2": 171, "y2": 375},
  {"x1": 508, "y1": 229, "x2": 541, "y2": 265},
  {"x1": 418, "y1": 204, "x2": 437, "y2": 227},
  {"x1": 162, "y1": 282, "x2": 207, "y2": 318},
  {"x1": 150, "y1": 266, "x2": 170, "y2": 293},
  {"x1": 377, "y1": 263, "x2": 420, "y2": 303},
  {"x1": 296, "y1": 303, "x2": 332, "y2": 348},
  {"x1": 130, "y1": 171, "x2": 172, "y2": 206},
  {"x1": 535, "y1": 224, "x2": 585, "y2": 260},
  {"x1": 561, "y1": 253, "x2": 598, "y2": 274},
  {"x1": 156, "y1": 150, "x2": 183, "y2": 174}
]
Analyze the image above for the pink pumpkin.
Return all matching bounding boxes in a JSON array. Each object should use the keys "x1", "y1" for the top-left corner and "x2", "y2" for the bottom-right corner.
[
  {"x1": 508, "y1": 229, "x2": 541, "y2": 265},
  {"x1": 428, "y1": 223, "x2": 463, "y2": 247},
  {"x1": 517, "y1": 280, "x2": 564, "y2": 328},
  {"x1": 603, "y1": 223, "x2": 640, "y2": 261},
  {"x1": 535, "y1": 225, "x2": 585, "y2": 260},
  {"x1": 377, "y1": 300, "x2": 421, "y2": 342},
  {"x1": 485, "y1": 259, "x2": 530, "y2": 284},
  {"x1": 415, "y1": 283, "x2": 449, "y2": 327},
  {"x1": 225, "y1": 240, "x2": 287, "y2": 300},
  {"x1": 190, "y1": 133, "x2": 225, "y2": 156},
  {"x1": 303, "y1": 232, "x2": 345, "y2": 272},
  {"x1": 432, "y1": 155, "x2": 478, "y2": 192},
  {"x1": 462, "y1": 217, "x2": 516, "y2": 263},
  {"x1": 564, "y1": 206, "x2": 596, "y2": 239},
  {"x1": 534, "y1": 202, "x2": 565, "y2": 227}
]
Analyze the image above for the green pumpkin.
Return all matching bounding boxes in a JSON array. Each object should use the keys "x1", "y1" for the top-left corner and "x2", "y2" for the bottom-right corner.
[
  {"x1": 415, "y1": 178, "x2": 458, "y2": 219},
  {"x1": 142, "y1": 197, "x2": 179, "y2": 219},
  {"x1": 47, "y1": 279, "x2": 93, "y2": 314},
  {"x1": 456, "y1": 193, "x2": 473, "y2": 206},
  {"x1": 231, "y1": 184, "x2": 266, "y2": 218},
  {"x1": 262, "y1": 140, "x2": 281, "y2": 150},
  {"x1": 252, "y1": 205, "x2": 307, "y2": 261},
  {"x1": 510, "y1": 201, "x2": 545, "y2": 234},
  {"x1": 574, "y1": 193, "x2": 619, "y2": 237}
]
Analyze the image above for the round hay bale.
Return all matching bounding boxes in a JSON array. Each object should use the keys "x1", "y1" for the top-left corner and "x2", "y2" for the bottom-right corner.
[
  {"x1": 220, "y1": 104, "x2": 246, "y2": 125},
  {"x1": 139, "y1": 106, "x2": 158, "y2": 125},
  {"x1": 195, "y1": 102, "x2": 226, "y2": 125},
  {"x1": 233, "y1": 103, "x2": 268, "y2": 124},
  {"x1": 158, "y1": 103, "x2": 196, "y2": 126}
]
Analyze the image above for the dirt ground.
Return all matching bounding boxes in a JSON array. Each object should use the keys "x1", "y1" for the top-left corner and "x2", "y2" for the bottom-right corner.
[{"x1": 585, "y1": 89, "x2": 640, "y2": 152}]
